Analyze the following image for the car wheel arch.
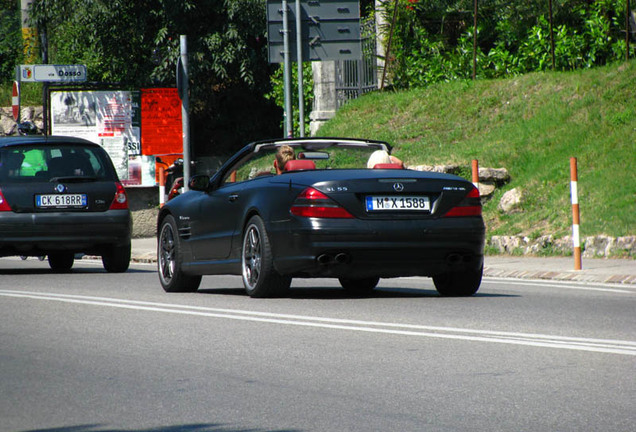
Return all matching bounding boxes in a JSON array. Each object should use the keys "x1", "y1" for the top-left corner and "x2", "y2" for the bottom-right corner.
[
  {"x1": 157, "y1": 208, "x2": 173, "y2": 234},
  {"x1": 241, "y1": 208, "x2": 263, "y2": 236}
]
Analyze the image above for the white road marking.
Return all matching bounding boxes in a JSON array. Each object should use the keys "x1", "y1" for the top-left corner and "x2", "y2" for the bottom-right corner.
[
  {"x1": 2, "y1": 290, "x2": 635, "y2": 356},
  {"x1": 483, "y1": 277, "x2": 636, "y2": 294}
]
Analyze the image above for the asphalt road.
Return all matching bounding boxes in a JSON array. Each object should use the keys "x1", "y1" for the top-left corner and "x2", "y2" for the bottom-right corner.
[{"x1": 1, "y1": 258, "x2": 635, "y2": 432}]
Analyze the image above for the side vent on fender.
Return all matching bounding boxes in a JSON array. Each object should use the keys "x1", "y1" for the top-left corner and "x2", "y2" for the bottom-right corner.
[{"x1": 178, "y1": 226, "x2": 192, "y2": 239}]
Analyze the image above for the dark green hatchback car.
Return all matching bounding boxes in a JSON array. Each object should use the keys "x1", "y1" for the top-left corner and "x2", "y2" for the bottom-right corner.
[{"x1": 0, "y1": 135, "x2": 132, "y2": 272}]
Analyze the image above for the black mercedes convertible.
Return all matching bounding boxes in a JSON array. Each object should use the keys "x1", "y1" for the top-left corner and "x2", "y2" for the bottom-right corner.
[{"x1": 157, "y1": 138, "x2": 485, "y2": 297}]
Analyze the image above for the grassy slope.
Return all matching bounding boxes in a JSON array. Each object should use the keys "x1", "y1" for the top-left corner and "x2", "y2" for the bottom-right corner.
[{"x1": 317, "y1": 61, "x2": 636, "y2": 239}]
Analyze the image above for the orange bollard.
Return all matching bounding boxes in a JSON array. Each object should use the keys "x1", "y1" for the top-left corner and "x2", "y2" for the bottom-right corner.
[
  {"x1": 471, "y1": 159, "x2": 479, "y2": 190},
  {"x1": 570, "y1": 157, "x2": 582, "y2": 270}
]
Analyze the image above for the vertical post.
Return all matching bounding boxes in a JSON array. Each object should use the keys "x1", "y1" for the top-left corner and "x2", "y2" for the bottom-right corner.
[
  {"x1": 12, "y1": 81, "x2": 20, "y2": 124},
  {"x1": 20, "y1": 0, "x2": 37, "y2": 63},
  {"x1": 180, "y1": 35, "x2": 191, "y2": 192},
  {"x1": 627, "y1": 0, "x2": 631, "y2": 61},
  {"x1": 375, "y1": 0, "x2": 386, "y2": 88},
  {"x1": 471, "y1": 159, "x2": 479, "y2": 189},
  {"x1": 549, "y1": 0, "x2": 556, "y2": 70},
  {"x1": 570, "y1": 157, "x2": 582, "y2": 270},
  {"x1": 296, "y1": 0, "x2": 305, "y2": 137},
  {"x1": 159, "y1": 166, "x2": 166, "y2": 208},
  {"x1": 282, "y1": 0, "x2": 293, "y2": 137},
  {"x1": 472, "y1": 0, "x2": 478, "y2": 80},
  {"x1": 39, "y1": 1, "x2": 49, "y2": 135},
  {"x1": 380, "y1": 0, "x2": 399, "y2": 90}
]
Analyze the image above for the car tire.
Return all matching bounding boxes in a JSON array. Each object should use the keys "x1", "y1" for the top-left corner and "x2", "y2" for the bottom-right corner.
[
  {"x1": 433, "y1": 265, "x2": 483, "y2": 297},
  {"x1": 158, "y1": 215, "x2": 202, "y2": 293},
  {"x1": 339, "y1": 277, "x2": 380, "y2": 295},
  {"x1": 241, "y1": 215, "x2": 291, "y2": 298},
  {"x1": 102, "y1": 242, "x2": 131, "y2": 273},
  {"x1": 48, "y1": 252, "x2": 74, "y2": 272}
]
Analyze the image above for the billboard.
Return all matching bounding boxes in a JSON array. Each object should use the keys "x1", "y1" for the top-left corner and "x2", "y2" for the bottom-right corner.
[
  {"x1": 50, "y1": 89, "x2": 181, "y2": 186},
  {"x1": 140, "y1": 88, "x2": 182, "y2": 157}
]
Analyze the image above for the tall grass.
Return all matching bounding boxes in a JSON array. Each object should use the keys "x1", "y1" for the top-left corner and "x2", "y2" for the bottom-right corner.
[
  {"x1": 0, "y1": 82, "x2": 42, "y2": 107},
  {"x1": 318, "y1": 61, "x2": 636, "y2": 238}
]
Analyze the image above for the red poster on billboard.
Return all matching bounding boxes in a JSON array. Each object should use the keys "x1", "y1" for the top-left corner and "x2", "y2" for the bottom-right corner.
[{"x1": 140, "y1": 88, "x2": 182, "y2": 158}]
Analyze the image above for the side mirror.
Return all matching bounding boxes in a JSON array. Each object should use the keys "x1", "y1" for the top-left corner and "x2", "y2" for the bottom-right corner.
[{"x1": 189, "y1": 174, "x2": 210, "y2": 191}]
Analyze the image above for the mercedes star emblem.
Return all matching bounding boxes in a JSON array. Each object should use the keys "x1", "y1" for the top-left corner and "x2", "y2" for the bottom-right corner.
[{"x1": 393, "y1": 182, "x2": 404, "y2": 192}]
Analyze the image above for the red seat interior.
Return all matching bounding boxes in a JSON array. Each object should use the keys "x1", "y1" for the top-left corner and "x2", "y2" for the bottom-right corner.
[
  {"x1": 373, "y1": 163, "x2": 403, "y2": 169},
  {"x1": 285, "y1": 160, "x2": 316, "y2": 171}
]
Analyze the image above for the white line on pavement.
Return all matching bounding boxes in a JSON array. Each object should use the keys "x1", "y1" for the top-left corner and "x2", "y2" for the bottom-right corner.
[
  {"x1": 483, "y1": 277, "x2": 636, "y2": 294},
  {"x1": 2, "y1": 290, "x2": 635, "y2": 356}
]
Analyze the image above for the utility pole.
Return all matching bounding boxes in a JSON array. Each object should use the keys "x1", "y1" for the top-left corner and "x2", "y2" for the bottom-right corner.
[
  {"x1": 549, "y1": 0, "x2": 556, "y2": 70},
  {"x1": 40, "y1": 13, "x2": 49, "y2": 135},
  {"x1": 627, "y1": 0, "x2": 631, "y2": 60},
  {"x1": 18, "y1": 0, "x2": 35, "y2": 129},
  {"x1": 20, "y1": 0, "x2": 37, "y2": 63},
  {"x1": 295, "y1": 0, "x2": 304, "y2": 137},
  {"x1": 179, "y1": 36, "x2": 191, "y2": 192},
  {"x1": 282, "y1": 0, "x2": 293, "y2": 137},
  {"x1": 472, "y1": 0, "x2": 477, "y2": 80}
]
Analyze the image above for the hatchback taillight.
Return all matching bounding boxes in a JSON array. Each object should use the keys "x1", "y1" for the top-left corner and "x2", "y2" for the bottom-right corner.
[
  {"x1": 0, "y1": 188, "x2": 11, "y2": 212},
  {"x1": 109, "y1": 182, "x2": 129, "y2": 210},
  {"x1": 443, "y1": 187, "x2": 482, "y2": 217},
  {"x1": 291, "y1": 187, "x2": 354, "y2": 219}
]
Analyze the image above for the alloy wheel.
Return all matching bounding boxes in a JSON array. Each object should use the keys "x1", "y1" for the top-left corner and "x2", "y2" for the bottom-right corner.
[
  {"x1": 242, "y1": 224, "x2": 262, "y2": 290},
  {"x1": 159, "y1": 223, "x2": 176, "y2": 284}
]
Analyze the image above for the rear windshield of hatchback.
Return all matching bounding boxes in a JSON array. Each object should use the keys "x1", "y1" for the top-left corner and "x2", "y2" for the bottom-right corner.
[{"x1": 0, "y1": 144, "x2": 115, "y2": 183}]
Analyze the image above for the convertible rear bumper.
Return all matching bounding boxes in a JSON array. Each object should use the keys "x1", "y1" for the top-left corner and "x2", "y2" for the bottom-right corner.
[{"x1": 269, "y1": 217, "x2": 485, "y2": 278}]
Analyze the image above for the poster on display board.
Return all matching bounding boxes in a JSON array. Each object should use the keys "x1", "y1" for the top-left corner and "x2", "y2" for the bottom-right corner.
[
  {"x1": 140, "y1": 88, "x2": 183, "y2": 182},
  {"x1": 50, "y1": 90, "x2": 155, "y2": 186}
]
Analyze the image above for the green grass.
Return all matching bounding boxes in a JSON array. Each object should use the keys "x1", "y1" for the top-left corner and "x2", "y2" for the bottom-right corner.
[
  {"x1": 318, "y1": 61, "x2": 636, "y2": 239},
  {"x1": 0, "y1": 82, "x2": 43, "y2": 107}
]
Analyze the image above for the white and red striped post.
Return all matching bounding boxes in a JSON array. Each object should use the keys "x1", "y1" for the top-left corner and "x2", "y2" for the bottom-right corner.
[
  {"x1": 570, "y1": 157, "x2": 582, "y2": 270},
  {"x1": 158, "y1": 166, "x2": 166, "y2": 208},
  {"x1": 12, "y1": 81, "x2": 20, "y2": 122}
]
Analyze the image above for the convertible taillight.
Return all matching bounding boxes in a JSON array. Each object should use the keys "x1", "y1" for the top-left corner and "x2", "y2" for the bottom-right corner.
[
  {"x1": 443, "y1": 187, "x2": 482, "y2": 217},
  {"x1": 291, "y1": 187, "x2": 354, "y2": 219},
  {"x1": 0, "y1": 188, "x2": 11, "y2": 212},
  {"x1": 109, "y1": 182, "x2": 129, "y2": 210}
]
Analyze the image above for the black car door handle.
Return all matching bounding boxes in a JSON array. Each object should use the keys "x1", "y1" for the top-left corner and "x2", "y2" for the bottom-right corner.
[{"x1": 228, "y1": 194, "x2": 239, "y2": 202}]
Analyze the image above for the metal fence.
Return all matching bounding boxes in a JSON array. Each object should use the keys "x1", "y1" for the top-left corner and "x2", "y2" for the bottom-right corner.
[{"x1": 335, "y1": 19, "x2": 377, "y2": 109}]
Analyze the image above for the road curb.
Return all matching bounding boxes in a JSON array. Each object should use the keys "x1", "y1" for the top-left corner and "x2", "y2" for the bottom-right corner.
[{"x1": 483, "y1": 268, "x2": 636, "y2": 285}]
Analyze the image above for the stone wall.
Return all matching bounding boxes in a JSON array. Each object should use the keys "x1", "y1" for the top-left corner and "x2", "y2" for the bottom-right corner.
[
  {"x1": 1, "y1": 106, "x2": 44, "y2": 135},
  {"x1": 489, "y1": 235, "x2": 635, "y2": 258},
  {"x1": 126, "y1": 187, "x2": 160, "y2": 238}
]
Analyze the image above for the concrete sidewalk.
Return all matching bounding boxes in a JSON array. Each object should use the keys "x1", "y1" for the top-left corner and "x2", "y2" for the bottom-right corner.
[{"x1": 134, "y1": 237, "x2": 636, "y2": 285}]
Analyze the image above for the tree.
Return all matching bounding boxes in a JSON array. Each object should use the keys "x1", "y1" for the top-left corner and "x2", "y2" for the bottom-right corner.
[
  {"x1": 26, "y1": 0, "x2": 281, "y2": 155},
  {"x1": 0, "y1": 0, "x2": 21, "y2": 83},
  {"x1": 380, "y1": 0, "x2": 632, "y2": 89}
]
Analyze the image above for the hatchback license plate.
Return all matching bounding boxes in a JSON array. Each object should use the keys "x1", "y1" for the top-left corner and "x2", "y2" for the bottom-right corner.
[
  {"x1": 366, "y1": 196, "x2": 430, "y2": 211},
  {"x1": 36, "y1": 194, "x2": 87, "y2": 208}
]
